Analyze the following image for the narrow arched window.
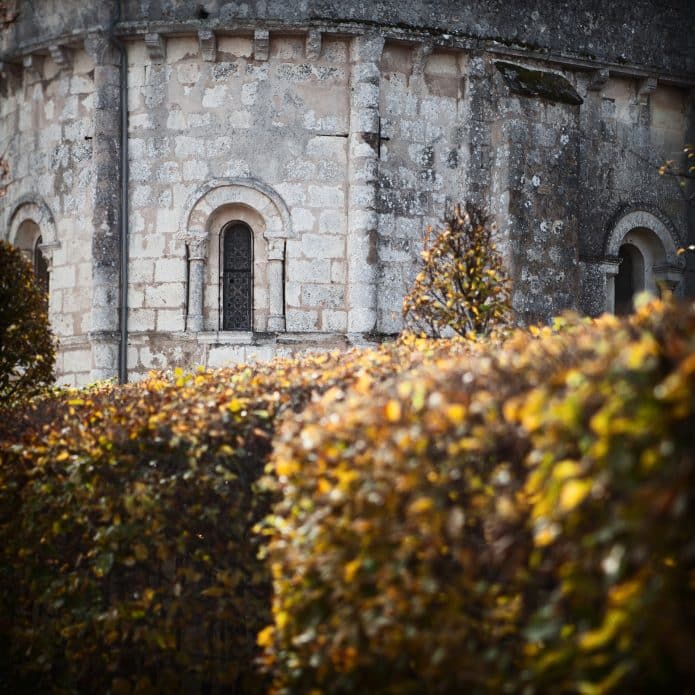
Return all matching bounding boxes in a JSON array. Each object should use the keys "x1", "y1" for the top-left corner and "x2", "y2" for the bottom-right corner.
[
  {"x1": 615, "y1": 243, "x2": 644, "y2": 316},
  {"x1": 33, "y1": 235, "x2": 50, "y2": 306},
  {"x1": 221, "y1": 222, "x2": 253, "y2": 331}
]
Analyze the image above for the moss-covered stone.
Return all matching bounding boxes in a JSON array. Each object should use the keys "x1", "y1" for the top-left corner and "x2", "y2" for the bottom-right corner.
[{"x1": 495, "y1": 61, "x2": 583, "y2": 105}]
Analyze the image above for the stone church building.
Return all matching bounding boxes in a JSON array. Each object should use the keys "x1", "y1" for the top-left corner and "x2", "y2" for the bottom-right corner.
[{"x1": 1, "y1": 1, "x2": 693, "y2": 385}]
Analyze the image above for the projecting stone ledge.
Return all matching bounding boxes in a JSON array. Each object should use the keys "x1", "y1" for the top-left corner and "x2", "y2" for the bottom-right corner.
[{"x1": 495, "y1": 61, "x2": 583, "y2": 105}]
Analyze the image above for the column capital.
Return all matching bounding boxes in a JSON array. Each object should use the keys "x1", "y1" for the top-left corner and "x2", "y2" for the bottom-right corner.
[
  {"x1": 267, "y1": 238, "x2": 285, "y2": 261},
  {"x1": 187, "y1": 235, "x2": 208, "y2": 261}
]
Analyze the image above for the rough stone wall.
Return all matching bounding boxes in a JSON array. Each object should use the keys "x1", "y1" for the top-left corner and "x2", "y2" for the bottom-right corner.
[
  {"x1": 0, "y1": 48, "x2": 96, "y2": 386},
  {"x1": 5, "y1": 1, "x2": 692, "y2": 76},
  {"x1": 124, "y1": 32, "x2": 352, "y2": 376},
  {"x1": 1, "y1": 1, "x2": 693, "y2": 384},
  {"x1": 489, "y1": 67, "x2": 582, "y2": 325},
  {"x1": 376, "y1": 44, "x2": 468, "y2": 333},
  {"x1": 577, "y1": 76, "x2": 693, "y2": 313}
]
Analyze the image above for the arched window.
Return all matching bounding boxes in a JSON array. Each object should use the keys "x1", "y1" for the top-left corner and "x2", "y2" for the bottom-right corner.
[
  {"x1": 33, "y1": 235, "x2": 50, "y2": 301},
  {"x1": 221, "y1": 222, "x2": 253, "y2": 331},
  {"x1": 614, "y1": 243, "x2": 644, "y2": 315}
]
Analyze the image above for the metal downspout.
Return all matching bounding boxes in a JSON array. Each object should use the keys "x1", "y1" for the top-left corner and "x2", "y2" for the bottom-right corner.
[{"x1": 108, "y1": 0, "x2": 129, "y2": 384}]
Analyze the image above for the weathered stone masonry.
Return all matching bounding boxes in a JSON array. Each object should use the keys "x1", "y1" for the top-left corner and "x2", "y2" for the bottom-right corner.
[{"x1": 1, "y1": 1, "x2": 693, "y2": 385}]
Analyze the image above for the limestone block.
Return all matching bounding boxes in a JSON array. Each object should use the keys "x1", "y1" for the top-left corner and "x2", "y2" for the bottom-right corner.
[
  {"x1": 323, "y1": 310, "x2": 347, "y2": 332},
  {"x1": 301, "y1": 283, "x2": 344, "y2": 307},
  {"x1": 285, "y1": 281, "x2": 301, "y2": 306},
  {"x1": 289, "y1": 259, "x2": 331, "y2": 283},
  {"x1": 167, "y1": 109, "x2": 186, "y2": 129},
  {"x1": 145, "y1": 283, "x2": 182, "y2": 307},
  {"x1": 63, "y1": 348, "x2": 91, "y2": 374},
  {"x1": 318, "y1": 209, "x2": 347, "y2": 234},
  {"x1": 208, "y1": 345, "x2": 246, "y2": 368},
  {"x1": 130, "y1": 259, "x2": 155, "y2": 283},
  {"x1": 274, "y1": 183, "x2": 306, "y2": 206},
  {"x1": 50, "y1": 264, "x2": 76, "y2": 289},
  {"x1": 177, "y1": 62, "x2": 200, "y2": 85},
  {"x1": 301, "y1": 233, "x2": 344, "y2": 259},
  {"x1": 129, "y1": 308, "x2": 156, "y2": 332},
  {"x1": 202, "y1": 84, "x2": 227, "y2": 107},
  {"x1": 308, "y1": 185, "x2": 344, "y2": 208},
  {"x1": 283, "y1": 159, "x2": 317, "y2": 181},
  {"x1": 128, "y1": 285, "x2": 145, "y2": 309},
  {"x1": 306, "y1": 136, "x2": 347, "y2": 159},
  {"x1": 241, "y1": 82, "x2": 257, "y2": 105},
  {"x1": 182, "y1": 160, "x2": 210, "y2": 181},
  {"x1": 139, "y1": 346, "x2": 165, "y2": 370},
  {"x1": 291, "y1": 208, "x2": 315, "y2": 233},
  {"x1": 130, "y1": 160, "x2": 152, "y2": 182},
  {"x1": 154, "y1": 258, "x2": 185, "y2": 283},
  {"x1": 331, "y1": 260, "x2": 346, "y2": 284},
  {"x1": 157, "y1": 161, "x2": 181, "y2": 184},
  {"x1": 132, "y1": 185, "x2": 154, "y2": 208},
  {"x1": 188, "y1": 112, "x2": 213, "y2": 128},
  {"x1": 92, "y1": 341, "x2": 117, "y2": 370},
  {"x1": 286, "y1": 309, "x2": 319, "y2": 331},
  {"x1": 247, "y1": 345, "x2": 274, "y2": 363},
  {"x1": 346, "y1": 306, "x2": 377, "y2": 333},
  {"x1": 174, "y1": 135, "x2": 200, "y2": 158},
  {"x1": 156, "y1": 309, "x2": 184, "y2": 332}
]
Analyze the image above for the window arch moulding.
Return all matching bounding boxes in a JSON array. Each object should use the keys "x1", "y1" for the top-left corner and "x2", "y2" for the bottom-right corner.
[
  {"x1": 178, "y1": 178, "x2": 294, "y2": 334},
  {"x1": 601, "y1": 207, "x2": 685, "y2": 313},
  {"x1": 6, "y1": 195, "x2": 61, "y2": 268}
]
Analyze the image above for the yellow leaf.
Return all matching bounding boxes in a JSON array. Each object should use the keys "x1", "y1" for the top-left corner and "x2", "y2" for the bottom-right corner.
[
  {"x1": 578, "y1": 610, "x2": 626, "y2": 652},
  {"x1": 385, "y1": 400, "x2": 402, "y2": 422},
  {"x1": 55, "y1": 451, "x2": 69, "y2": 462},
  {"x1": 559, "y1": 479, "x2": 592, "y2": 513},
  {"x1": 257, "y1": 625, "x2": 274, "y2": 647},
  {"x1": 552, "y1": 460, "x2": 581, "y2": 481},
  {"x1": 408, "y1": 497, "x2": 434, "y2": 515},
  {"x1": 344, "y1": 558, "x2": 361, "y2": 583},
  {"x1": 275, "y1": 459, "x2": 299, "y2": 477},
  {"x1": 445, "y1": 403, "x2": 467, "y2": 424}
]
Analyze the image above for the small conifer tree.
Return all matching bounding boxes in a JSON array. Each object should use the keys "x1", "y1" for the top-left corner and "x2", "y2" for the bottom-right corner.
[
  {"x1": 0, "y1": 240, "x2": 55, "y2": 404},
  {"x1": 403, "y1": 203, "x2": 511, "y2": 337}
]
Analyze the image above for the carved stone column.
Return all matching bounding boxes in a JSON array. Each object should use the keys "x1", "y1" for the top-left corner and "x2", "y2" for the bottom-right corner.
[
  {"x1": 346, "y1": 34, "x2": 384, "y2": 334},
  {"x1": 267, "y1": 238, "x2": 285, "y2": 332},
  {"x1": 85, "y1": 32, "x2": 121, "y2": 381},
  {"x1": 186, "y1": 236, "x2": 207, "y2": 332}
]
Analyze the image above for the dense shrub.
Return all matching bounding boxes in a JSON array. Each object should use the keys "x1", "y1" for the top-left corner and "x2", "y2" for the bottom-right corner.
[
  {"x1": 0, "y1": 240, "x2": 55, "y2": 405},
  {"x1": 402, "y1": 203, "x2": 511, "y2": 337},
  {"x1": 0, "y1": 340, "x2": 466, "y2": 693},
  {"x1": 261, "y1": 298, "x2": 695, "y2": 694}
]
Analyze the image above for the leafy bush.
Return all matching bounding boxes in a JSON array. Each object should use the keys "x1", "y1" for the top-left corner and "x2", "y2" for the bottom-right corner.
[
  {"x1": 261, "y1": 298, "x2": 695, "y2": 694},
  {"x1": 0, "y1": 240, "x2": 55, "y2": 405},
  {"x1": 0, "y1": 340, "x2": 464, "y2": 693},
  {"x1": 402, "y1": 203, "x2": 511, "y2": 337}
]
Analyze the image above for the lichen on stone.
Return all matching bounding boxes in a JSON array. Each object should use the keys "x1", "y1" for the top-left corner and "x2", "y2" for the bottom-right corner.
[{"x1": 495, "y1": 61, "x2": 583, "y2": 105}]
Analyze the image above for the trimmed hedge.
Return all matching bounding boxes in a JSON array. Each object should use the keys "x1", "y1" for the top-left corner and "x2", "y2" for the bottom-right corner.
[
  {"x1": 0, "y1": 341, "x2": 466, "y2": 693},
  {"x1": 261, "y1": 299, "x2": 695, "y2": 694}
]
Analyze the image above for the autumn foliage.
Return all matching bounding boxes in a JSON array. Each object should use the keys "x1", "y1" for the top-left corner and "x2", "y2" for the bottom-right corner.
[
  {"x1": 402, "y1": 203, "x2": 512, "y2": 337},
  {"x1": 261, "y1": 299, "x2": 695, "y2": 694},
  {"x1": 0, "y1": 240, "x2": 55, "y2": 406},
  {"x1": 0, "y1": 342, "x2": 455, "y2": 693},
  {"x1": 1, "y1": 299, "x2": 694, "y2": 694}
]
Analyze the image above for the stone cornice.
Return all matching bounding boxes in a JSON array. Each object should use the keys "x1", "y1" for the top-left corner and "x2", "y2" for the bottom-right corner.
[{"x1": 1, "y1": 19, "x2": 694, "y2": 87}]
